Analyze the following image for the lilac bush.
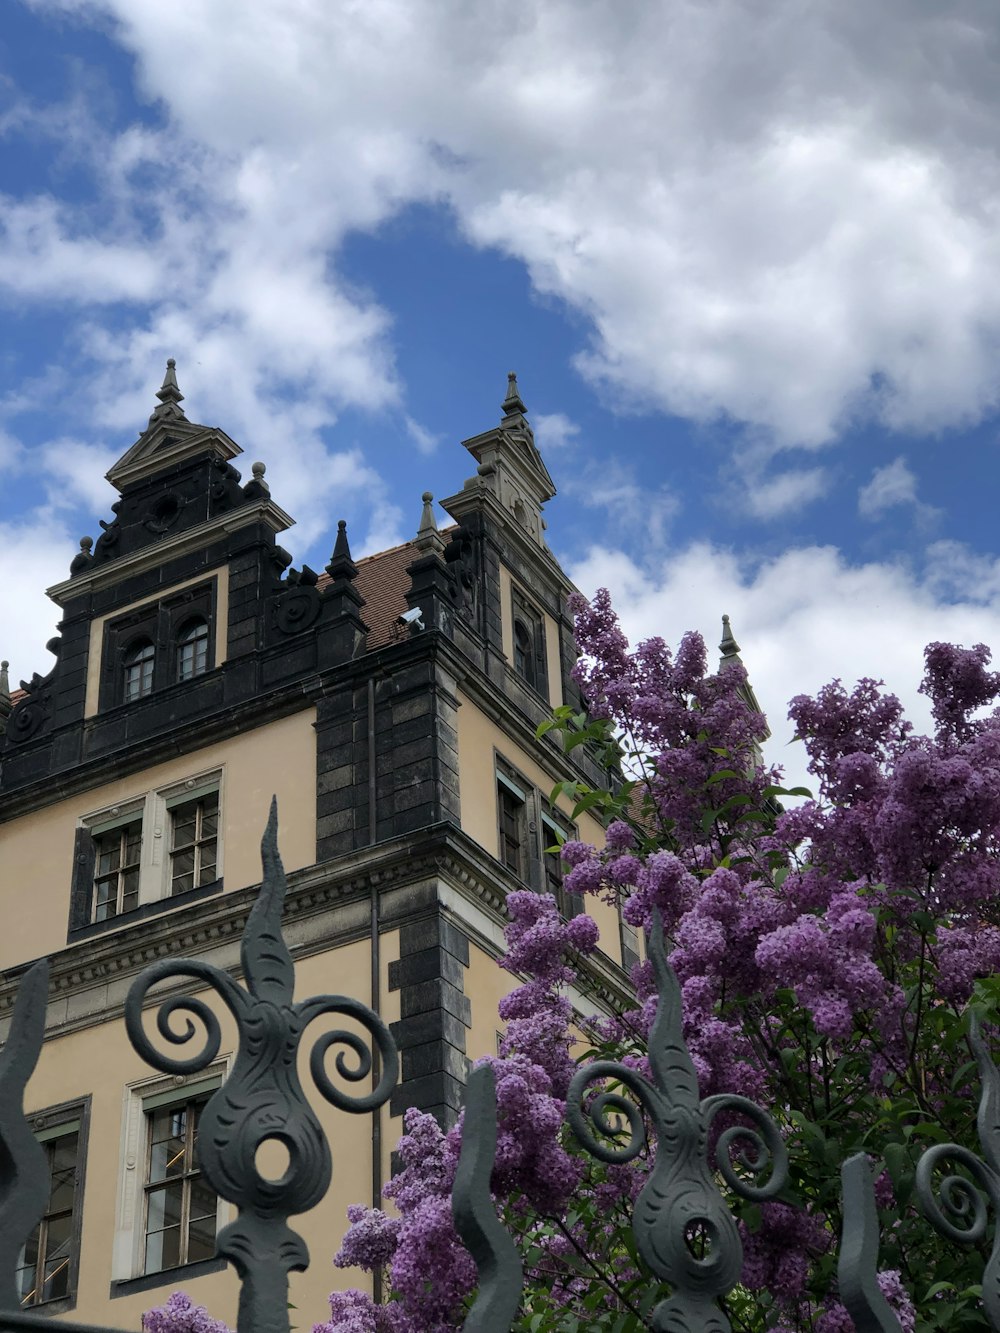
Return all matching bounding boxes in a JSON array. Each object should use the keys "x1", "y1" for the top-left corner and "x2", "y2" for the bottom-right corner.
[{"x1": 147, "y1": 600, "x2": 1000, "y2": 1332}]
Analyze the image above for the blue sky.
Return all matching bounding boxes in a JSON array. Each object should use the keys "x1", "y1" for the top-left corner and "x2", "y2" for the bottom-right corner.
[{"x1": 4, "y1": 0, "x2": 1000, "y2": 783}]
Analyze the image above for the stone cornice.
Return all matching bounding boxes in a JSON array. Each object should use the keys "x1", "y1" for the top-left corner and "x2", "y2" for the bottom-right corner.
[{"x1": 46, "y1": 499, "x2": 295, "y2": 605}]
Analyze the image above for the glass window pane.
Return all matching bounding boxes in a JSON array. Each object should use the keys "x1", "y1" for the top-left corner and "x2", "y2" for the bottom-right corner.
[
  {"x1": 187, "y1": 1213, "x2": 216, "y2": 1263},
  {"x1": 171, "y1": 849, "x2": 195, "y2": 878},
  {"x1": 18, "y1": 1231, "x2": 39, "y2": 1272},
  {"x1": 41, "y1": 1257, "x2": 70, "y2": 1302},
  {"x1": 189, "y1": 1179, "x2": 216, "y2": 1222},
  {"x1": 146, "y1": 1181, "x2": 184, "y2": 1231},
  {"x1": 48, "y1": 1136, "x2": 78, "y2": 1213},
  {"x1": 197, "y1": 852, "x2": 217, "y2": 886},
  {"x1": 17, "y1": 1264, "x2": 39, "y2": 1307},
  {"x1": 145, "y1": 1225, "x2": 180, "y2": 1274},
  {"x1": 172, "y1": 817, "x2": 196, "y2": 849}
]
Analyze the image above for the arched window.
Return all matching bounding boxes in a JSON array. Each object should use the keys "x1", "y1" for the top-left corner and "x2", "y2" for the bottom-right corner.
[
  {"x1": 123, "y1": 639, "x2": 155, "y2": 702},
  {"x1": 513, "y1": 620, "x2": 536, "y2": 690},
  {"x1": 176, "y1": 617, "x2": 209, "y2": 682}
]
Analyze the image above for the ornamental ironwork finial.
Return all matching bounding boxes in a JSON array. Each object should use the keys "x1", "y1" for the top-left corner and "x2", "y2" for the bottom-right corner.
[
  {"x1": 915, "y1": 1013, "x2": 1000, "y2": 1329},
  {"x1": 838, "y1": 1154, "x2": 903, "y2": 1333},
  {"x1": 452, "y1": 1063, "x2": 524, "y2": 1331},
  {"x1": 566, "y1": 911, "x2": 788, "y2": 1332},
  {"x1": 0, "y1": 961, "x2": 50, "y2": 1313},
  {"x1": 124, "y1": 799, "x2": 398, "y2": 1333}
]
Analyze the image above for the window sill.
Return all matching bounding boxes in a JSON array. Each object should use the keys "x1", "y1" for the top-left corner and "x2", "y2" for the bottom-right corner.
[
  {"x1": 110, "y1": 1254, "x2": 228, "y2": 1299},
  {"x1": 18, "y1": 1293, "x2": 78, "y2": 1316},
  {"x1": 67, "y1": 878, "x2": 224, "y2": 944}
]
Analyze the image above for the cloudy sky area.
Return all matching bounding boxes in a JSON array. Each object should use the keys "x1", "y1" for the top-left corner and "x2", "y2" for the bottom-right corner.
[{"x1": 4, "y1": 0, "x2": 1000, "y2": 785}]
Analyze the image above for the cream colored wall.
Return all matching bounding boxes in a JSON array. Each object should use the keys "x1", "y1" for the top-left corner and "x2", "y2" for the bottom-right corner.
[
  {"x1": 455, "y1": 694, "x2": 624, "y2": 966},
  {"x1": 464, "y1": 938, "x2": 514, "y2": 1064},
  {"x1": 85, "y1": 566, "x2": 230, "y2": 718},
  {"x1": 27, "y1": 934, "x2": 393, "y2": 1330},
  {"x1": 0, "y1": 709, "x2": 316, "y2": 971}
]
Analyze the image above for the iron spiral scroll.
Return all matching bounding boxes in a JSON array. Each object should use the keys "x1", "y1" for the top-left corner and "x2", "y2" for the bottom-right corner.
[
  {"x1": 912, "y1": 1012, "x2": 1000, "y2": 1330},
  {"x1": 123, "y1": 799, "x2": 398, "y2": 1333},
  {"x1": 566, "y1": 910, "x2": 789, "y2": 1333}
]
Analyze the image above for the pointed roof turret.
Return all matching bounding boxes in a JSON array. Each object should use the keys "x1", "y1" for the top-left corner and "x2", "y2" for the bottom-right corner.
[
  {"x1": 442, "y1": 369, "x2": 556, "y2": 550},
  {"x1": 717, "y1": 613, "x2": 770, "y2": 741},
  {"x1": 719, "y1": 613, "x2": 742, "y2": 667},
  {"x1": 502, "y1": 370, "x2": 528, "y2": 420},
  {"x1": 149, "y1": 358, "x2": 188, "y2": 423}
]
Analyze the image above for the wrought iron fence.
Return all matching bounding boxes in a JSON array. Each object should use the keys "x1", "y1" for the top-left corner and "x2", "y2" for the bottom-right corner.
[{"x1": 0, "y1": 804, "x2": 997, "y2": 1333}]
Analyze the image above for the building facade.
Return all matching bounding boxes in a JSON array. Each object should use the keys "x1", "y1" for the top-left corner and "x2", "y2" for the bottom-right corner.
[{"x1": 0, "y1": 365, "x2": 636, "y2": 1328}]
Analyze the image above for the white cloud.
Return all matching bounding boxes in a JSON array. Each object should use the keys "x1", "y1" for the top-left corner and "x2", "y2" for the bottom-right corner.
[
  {"x1": 40, "y1": 439, "x2": 119, "y2": 513},
  {"x1": 0, "y1": 512, "x2": 79, "y2": 687},
  {"x1": 858, "y1": 456, "x2": 939, "y2": 522},
  {"x1": 404, "y1": 415, "x2": 441, "y2": 455},
  {"x1": 566, "y1": 538, "x2": 1000, "y2": 791},
  {"x1": 14, "y1": 0, "x2": 1000, "y2": 457},
  {"x1": 533, "y1": 412, "x2": 580, "y2": 452},
  {"x1": 743, "y1": 466, "x2": 830, "y2": 520}
]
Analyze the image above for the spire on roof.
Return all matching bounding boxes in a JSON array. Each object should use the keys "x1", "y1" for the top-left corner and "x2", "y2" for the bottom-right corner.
[
  {"x1": 502, "y1": 370, "x2": 528, "y2": 420},
  {"x1": 414, "y1": 491, "x2": 445, "y2": 556},
  {"x1": 149, "y1": 358, "x2": 188, "y2": 423},
  {"x1": 325, "y1": 519, "x2": 358, "y2": 581},
  {"x1": 719, "y1": 613, "x2": 742, "y2": 667}
]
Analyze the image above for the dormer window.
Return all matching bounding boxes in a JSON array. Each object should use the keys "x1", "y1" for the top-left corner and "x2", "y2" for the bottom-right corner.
[
  {"x1": 100, "y1": 583, "x2": 216, "y2": 711},
  {"x1": 123, "y1": 640, "x2": 155, "y2": 702},
  {"x1": 176, "y1": 617, "x2": 209, "y2": 682}
]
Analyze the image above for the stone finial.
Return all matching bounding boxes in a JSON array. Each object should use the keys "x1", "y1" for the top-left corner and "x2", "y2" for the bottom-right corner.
[
  {"x1": 502, "y1": 370, "x2": 528, "y2": 419},
  {"x1": 150, "y1": 357, "x2": 188, "y2": 422},
  {"x1": 243, "y1": 460, "x2": 270, "y2": 500},
  {"x1": 719, "y1": 613, "x2": 742, "y2": 665},
  {"x1": 69, "y1": 536, "x2": 94, "y2": 577},
  {"x1": 325, "y1": 519, "x2": 358, "y2": 582},
  {"x1": 0, "y1": 659, "x2": 10, "y2": 727},
  {"x1": 414, "y1": 491, "x2": 446, "y2": 556}
]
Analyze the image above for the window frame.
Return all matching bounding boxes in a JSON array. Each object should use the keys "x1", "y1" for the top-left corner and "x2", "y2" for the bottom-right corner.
[
  {"x1": 175, "y1": 616, "x2": 210, "y2": 683},
  {"x1": 141, "y1": 1094, "x2": 217, "y2": 1276},
  {"x1": 68, "y1": 771, "x2": 224, "y2": 940},
  {"x1": 111, "y1": 1067, "x2": 230, "y2": 1296},
  {"x1": 19, "y1": 1096, "x2": 91, "y2": 1315},
  {"x1": 541, "y1": 809, "x2": 584, "y2": 920},
  {"x1": 510, "y1": 586, "x2": 548, "y2": 701}
]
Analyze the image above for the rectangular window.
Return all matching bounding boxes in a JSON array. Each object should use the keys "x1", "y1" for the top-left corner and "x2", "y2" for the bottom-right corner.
[
  {"x1": 70, "y1": 774, "x2": 223, "y2": 938},
  {"x1": 169, "y1": 791, "x2": 220, "y2": 895},
  {"x1": 497, "y1": 777, "x2": 528, "y2": 881},
  {"x1": 17, "y1": 1101, "x2": 89, "y2": 1311},
  {"x1": 93, "y1": 819, "x2": 143, "y2": 921},
  {"x1": 143, "y1": 1097, "x2": 217, "y2": 1275},
  {"x1": 542, "y1": 813, "x2": 584, "y2": 919},
  {"x1": 510, "y1": 587, "x2": 548, "y2": 700}
]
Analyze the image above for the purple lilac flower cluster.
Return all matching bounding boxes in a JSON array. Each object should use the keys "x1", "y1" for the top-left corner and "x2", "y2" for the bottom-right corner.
[
  {"x1": 142, "y1": 1292, "x2": 233, "y2": 1333},
  {"x1": 321, "y1": 891, "x2": 601, "y2": 1333}
]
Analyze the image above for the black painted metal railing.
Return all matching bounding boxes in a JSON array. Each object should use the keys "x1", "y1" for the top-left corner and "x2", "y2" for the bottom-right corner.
[{"x1": 0, "y1": 806, "x2": 996, "y2": 1332}]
